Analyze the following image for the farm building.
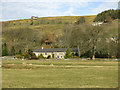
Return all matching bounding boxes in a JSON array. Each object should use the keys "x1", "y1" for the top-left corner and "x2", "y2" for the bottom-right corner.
[
  {"x1": 92, "y1": 22, "x2": 103, "y2": 26},
  {"x1": 31, "y1": 16, "x2": 38, "y2": 19},
  {"x1": 33, "y1": 48, "x2": 78, "y2": 59}
]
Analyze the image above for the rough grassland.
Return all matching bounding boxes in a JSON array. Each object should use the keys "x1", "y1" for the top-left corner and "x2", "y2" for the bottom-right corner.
[{"x1": 2, "y1": 59, "x2": 118, "y2": 88}]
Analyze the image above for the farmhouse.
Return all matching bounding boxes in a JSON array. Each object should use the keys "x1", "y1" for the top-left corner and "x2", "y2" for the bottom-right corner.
[
  {"x1": 31, "y1": 16, "x2": 38, "y2": 20},
  {"x1": 92, "y1": 22, "x2": 103, "y2": 26},
  {"x1": 33, "y1": 48, "x2": 78, "y2": 59}
]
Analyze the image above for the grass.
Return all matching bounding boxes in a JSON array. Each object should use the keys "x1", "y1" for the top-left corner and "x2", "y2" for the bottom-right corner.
[{"x1": 2, "y1": 59, "x2": 118, "y2": 88}]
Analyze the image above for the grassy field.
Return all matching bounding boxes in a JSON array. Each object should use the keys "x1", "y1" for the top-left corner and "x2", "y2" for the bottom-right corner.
[{"x1": 2, "y1": 59, "x2": 118, "y2": 88}]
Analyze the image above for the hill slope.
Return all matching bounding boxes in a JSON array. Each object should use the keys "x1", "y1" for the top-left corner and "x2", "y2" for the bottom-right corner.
[
  {"x1": 2, "y1": 15, "x2": 118, "y2": 53},
  {"x1": 2, "y1": 15, "x2": 96, "y2": 51}
]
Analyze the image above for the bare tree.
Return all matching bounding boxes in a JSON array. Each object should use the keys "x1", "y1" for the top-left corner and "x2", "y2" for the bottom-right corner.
[{"x1": 69, "y1": 24, "x2": 89, "y2": 57}]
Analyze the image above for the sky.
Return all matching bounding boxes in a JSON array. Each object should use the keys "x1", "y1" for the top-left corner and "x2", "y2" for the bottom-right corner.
[{"x1": 0, "y1": 0, "x2": 119, "y2": 21}]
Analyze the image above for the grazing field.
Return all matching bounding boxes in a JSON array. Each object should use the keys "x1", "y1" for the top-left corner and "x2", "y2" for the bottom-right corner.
[{"x1": 2, "y1": 59, "x2": 118, "y2": 88}]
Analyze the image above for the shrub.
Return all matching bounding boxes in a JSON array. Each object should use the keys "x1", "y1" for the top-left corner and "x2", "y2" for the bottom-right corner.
[
  {"x1": 47, "y1": 55, "x2": 52, "y2": 59},
  {"x1": 30, "y1": 22, "x2": 33, "y2": 25},
  {"x1": 16, "y1": 54, "x2": 23, "y2": 59},
  {"x1": 71, "y1": 52, "x2": 79, "y2": 58},
  {"x1": 57, "y1": 21, "x2": 62, "y2": 24},
  {"x1": 31, "y1": 53, "x2": 38, "y2": 59},
  {"x1": 38, "y1": 54, "x2": 45, "y2": 59},
  {"x1": 28, "y1": 49, "x2": 33, "y2": 57},
  {"x1": 18, "y1": 50, "x2": 22, "y2": 55},
  {"x1": 75, "y1": 52, "x2": 79, "y2": 56},
  {"x1": 22, "y1": 52, "x2": 31, "y2": 59}
]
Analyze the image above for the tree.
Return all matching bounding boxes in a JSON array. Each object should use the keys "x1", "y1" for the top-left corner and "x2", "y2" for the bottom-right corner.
[
  {"x1": 2, "y1": 43, "x2": 9, "y2": 56},
  {"x1": 65, "y1": 47, "x2": 72, "y2": 58},
  {"x1": 75, "y1": 17, "x2": 85, "y2": 24},
  {"x1": 22, "y1": 52, "x2": 30, "y2": 59},
  {"x1": 10, "y1": 46, "x2": 16, "y2": 56},
  {"x1": 2, "y1": 27, "x2": 43, "y2": 51},
  {"x1": 57, "y1": 24, "x2": 73, "y2": 48},
  {"x1": 93, "y1": 9, "x2": 119, "y2": 22},
  {"x1": 27, "y1": 49, "x2": 33, "y2": 57},
  {"x1": 18, "y1": 50, "x2": 22, "y2": 55},
  {"x1": 105, "y1": 16, "x2": 112, "y2": 23},
  {"x1": 86, "y1": 25, "x2": 107, "y2": 59},
  {"x1": 69, "y1": 24, "x2": 89, "y2": 57},
  {"x1": 41, "y1": 32, "x2": 56, "y2": 46},
  {"x1": 30, "y1": 22, "x2": 33, "y2": 25},
  {"x1": 108, "y1": 40, "x2": 118, "y2": 58}
]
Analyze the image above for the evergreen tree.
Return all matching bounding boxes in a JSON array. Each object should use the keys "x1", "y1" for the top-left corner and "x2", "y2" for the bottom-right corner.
[
  {"x1": 27, "y1": 49, "x2": 33, "y2": 56},
  {"x1": 10, "y1": 46, "x2": 16, "y2": 56},
  {"x1": 65, "y1": 47, "x2": 72, "y2": 58},
  {"x1": 18, "y1": 50, "x2": 22, "y2": 55},
  {"x1": 94, "y1": 9, "x2": 119, "y2": 22},
  {"x1": 2, "y1": 43, "x2": 9, "y2": 56}
]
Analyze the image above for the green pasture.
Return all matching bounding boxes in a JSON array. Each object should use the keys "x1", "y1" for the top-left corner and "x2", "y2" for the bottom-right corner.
[{"x1": 2, "y1": 59, "x2": 118, "y2": 88}]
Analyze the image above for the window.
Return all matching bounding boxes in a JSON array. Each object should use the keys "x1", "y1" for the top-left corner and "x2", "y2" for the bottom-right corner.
[{"x1": 45, "y1": 52, "x2": 47, "y2": 55}]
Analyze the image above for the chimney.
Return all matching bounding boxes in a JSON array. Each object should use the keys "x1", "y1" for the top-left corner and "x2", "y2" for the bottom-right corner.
[{"x1": 42, "y1": 47, "x2": 44, "y2": 49}]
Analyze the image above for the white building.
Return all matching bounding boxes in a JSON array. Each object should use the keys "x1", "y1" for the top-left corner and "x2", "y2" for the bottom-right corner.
[
  {"x1": 92, "y1": 22, "x2": 103, "y2": 26},
  {"x1": 33, "y1": 48, "x2": 78, "y2": 59}
]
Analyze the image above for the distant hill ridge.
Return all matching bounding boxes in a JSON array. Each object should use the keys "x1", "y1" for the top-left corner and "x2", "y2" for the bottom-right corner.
[{"x1": 2, "y1": 15, "x2": 96, "y2": 23}]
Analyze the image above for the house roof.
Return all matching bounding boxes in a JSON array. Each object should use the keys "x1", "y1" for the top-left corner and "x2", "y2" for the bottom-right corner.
[{"x1": 33, "y1": 48, "x2": 78, "y2": 52}]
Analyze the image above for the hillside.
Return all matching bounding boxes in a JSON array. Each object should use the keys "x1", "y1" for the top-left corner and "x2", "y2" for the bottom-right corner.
[
  {"x1": 2, "y1": 15, "x2": 96, "y2": 51},
  {"x1": 3, "y1": 15, "x2": 96, "y2": 24},
  {"x1": 2, "y1": 14, "x2": 118, "y2": 53}
]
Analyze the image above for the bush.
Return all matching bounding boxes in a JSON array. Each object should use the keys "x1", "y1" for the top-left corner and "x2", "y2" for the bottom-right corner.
[
  {"x1": 30, "y1": 22, "x2": 33, "y2": 25},
  {"x1": 80, "y1": 51, "x2": 91, "y2": 58},
  {"x1": 75, "y1": 52, "x2": 79, "y2": 56},
  {"x1": 72, "y1": 52, "x2": 79, "y2": 58},
  {"x1": 47, "y1": 55, "x2": 52, "y2": 59},
  {"x1": 72, "y1": 52, "x2": 79, "y2": 56},
  {"x1": 16, "y1": 54, "x2": 23, "y2": 59},
  {"x1": 31, "y1": 53, "x2": 38, "y2": 59},
  {"x1": 22, "y1": 52, "x2": 31, "y2": 59},
  {"x1": 57, "y1": 21, "x2": 62, "y2": 24},
  {"x1": 38, "y1": 54, "x2": 45, "y2": 59}
]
